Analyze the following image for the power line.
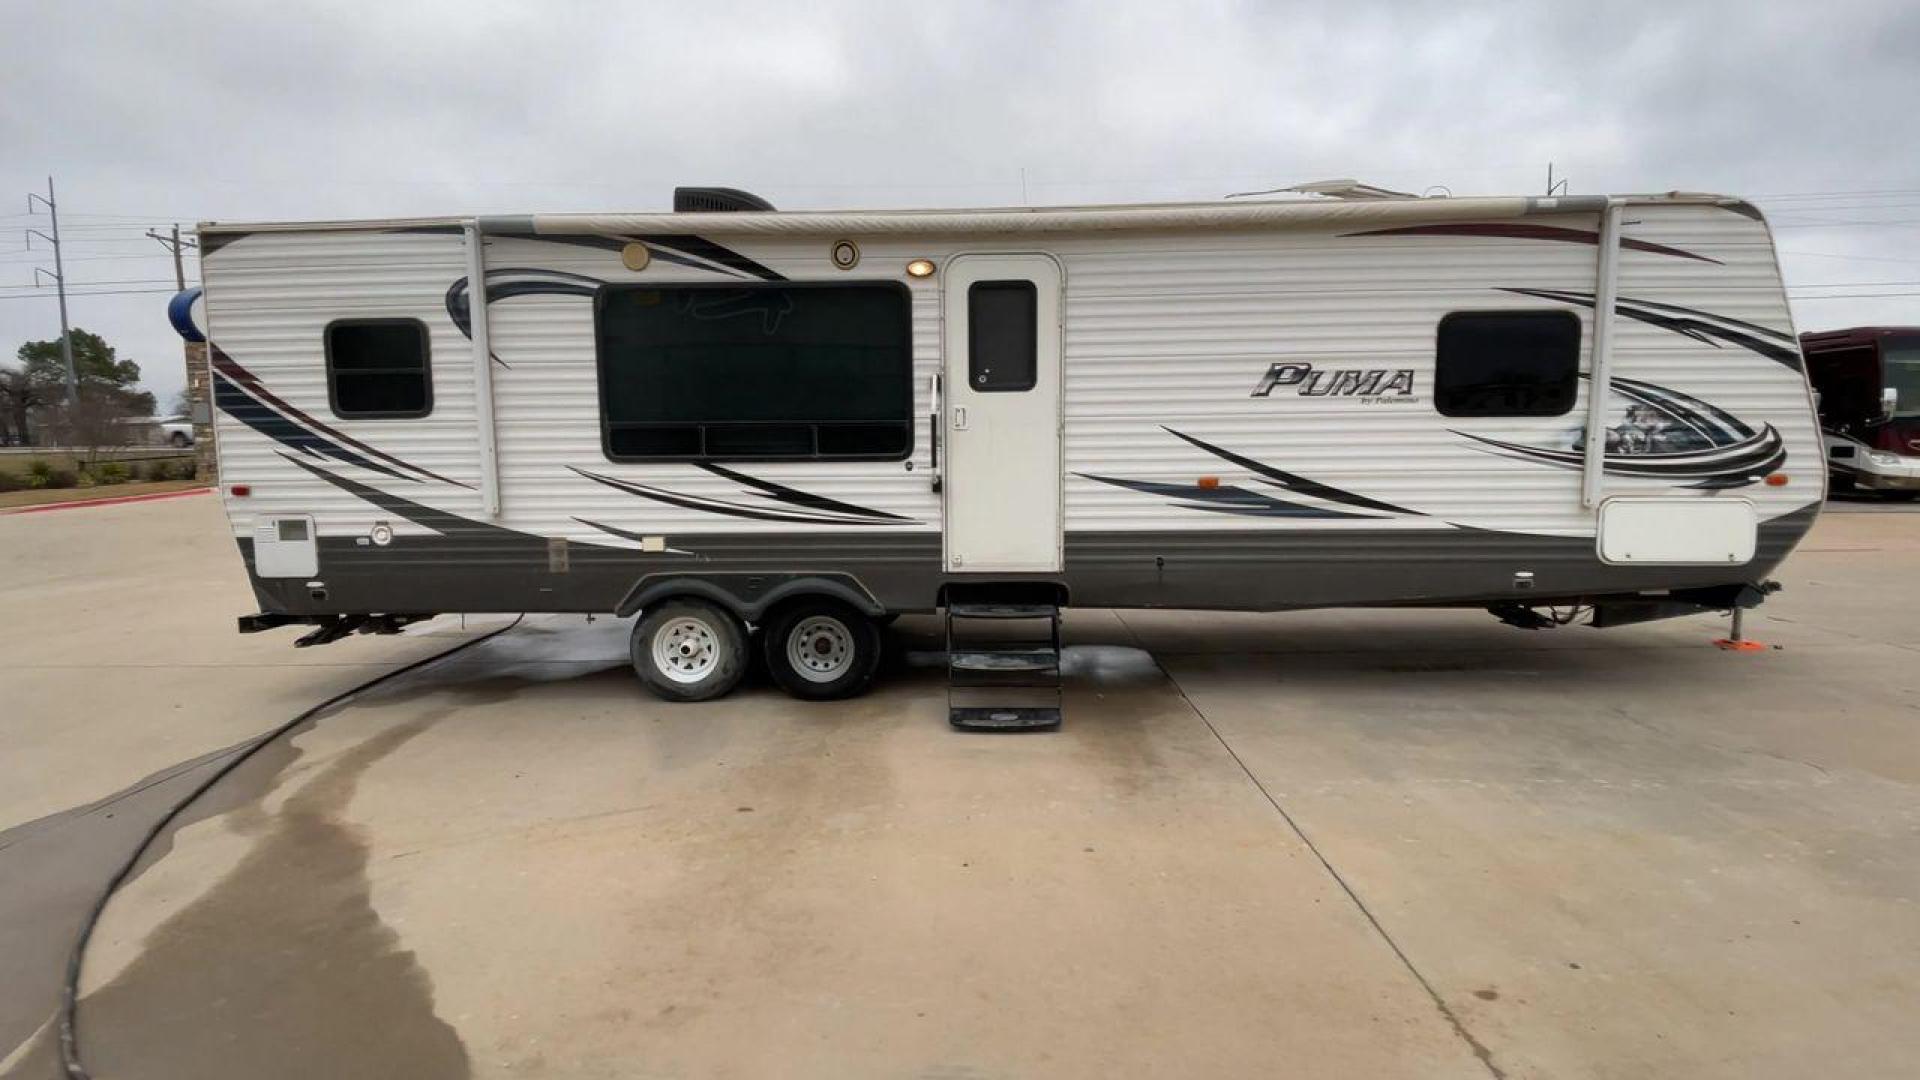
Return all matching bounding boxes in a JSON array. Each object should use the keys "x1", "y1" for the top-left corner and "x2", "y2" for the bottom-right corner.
[
  {"x1": 1766, "y1": 217, "x2": 1920, "y2": 227},
  {"x1": 1754, "y1": 188, "x2": 1920, "y2": 200},
  {"x1": 1788, "y1": 281, "x2": 1920, "y2": 290},
  {"x1": 1788, "y1": 291, "x2": 1920, "y2": 300},
  {"x1": 0, "y1": 277, "x2": 197, "y2": 289},
  {"x1": 0, "y1": 286, "x2": 180, "y2": 302},
  {"x1": 0, "y1": 252, "x2": 182, "y2": 263},
  {"x1": 1780, "y1": 248, "x2": 1920, "y2": 265}
]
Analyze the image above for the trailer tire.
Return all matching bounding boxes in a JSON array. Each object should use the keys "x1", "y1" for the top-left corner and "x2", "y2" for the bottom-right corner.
[
  {"x1": 632, "y1": 599, "x2": 748, "y2": 702},
  {"x1": 762, "y1": 597, "x2": 882, "y2": 701}
]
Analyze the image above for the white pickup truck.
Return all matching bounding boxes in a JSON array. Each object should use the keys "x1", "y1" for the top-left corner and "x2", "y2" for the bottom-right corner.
[{"x1": 157, "y1": 416, "x2": 194, "y2": 447}]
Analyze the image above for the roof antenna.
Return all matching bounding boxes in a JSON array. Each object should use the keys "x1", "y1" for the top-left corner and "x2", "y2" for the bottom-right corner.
[{"x1": 1546, "y1": 162, "x2": 1570, "y2": 197}]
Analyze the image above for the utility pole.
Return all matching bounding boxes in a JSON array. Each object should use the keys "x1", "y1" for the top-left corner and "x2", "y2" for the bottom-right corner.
[
  {"x1": 148, "y1": 222, "x2": 214, "y2": 480},
  {"x1": 25, "y1": 177, "x2": 78, "y2": 404},
  {"x1": 145, "y1": 223, "x2": 197, "y2": 291}
]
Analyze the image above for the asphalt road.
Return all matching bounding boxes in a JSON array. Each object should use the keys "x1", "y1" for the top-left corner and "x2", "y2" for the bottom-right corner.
[{"x1": 3, "y1": 495, "x2": 1918, "y2": 1079}]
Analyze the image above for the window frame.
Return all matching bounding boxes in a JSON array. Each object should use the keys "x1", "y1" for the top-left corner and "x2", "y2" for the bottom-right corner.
[
  {"x1": 323, "y1": 317, "x2": 434, "y2": 420},
  {"x1": 1432, "y1": 309, "x2": 1582, "y2": 419},
  {"x1": 592, "y1": 280, "x2": 917, "y2": 464},
  {"x1": 967, "y1": 279, "x2": 1039, "y2": 393}
]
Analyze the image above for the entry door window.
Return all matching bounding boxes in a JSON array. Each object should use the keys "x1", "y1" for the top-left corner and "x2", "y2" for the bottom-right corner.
[{"x1": 968, "y1": 281, "x2": 1037, "y2": 392}]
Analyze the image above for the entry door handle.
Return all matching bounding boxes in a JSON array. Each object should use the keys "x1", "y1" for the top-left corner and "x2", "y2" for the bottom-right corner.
[{"x1": 951, "y1": 406, "x2": 969, "y2": 431}]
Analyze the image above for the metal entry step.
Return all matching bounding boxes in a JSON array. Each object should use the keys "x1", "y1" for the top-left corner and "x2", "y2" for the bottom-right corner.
[
  {"x1": 947, "y1": 603, "x2": 1057, "y2": 620},
  {"x1": 950, "y1": 645, "x2": 1059, "y2": 673},
  {"x1": 946, "y1": 599, "x2": 1062, "y2": 732},
  {"x1": 949, "y1": 706, "x2": 1061, "y2": 731}
]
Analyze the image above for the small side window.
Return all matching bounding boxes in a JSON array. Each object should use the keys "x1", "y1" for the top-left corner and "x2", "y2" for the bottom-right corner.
[
  {"x1": 1435, "y1": 311, "x2": 1580, "y2": 418},
  {"x1": 968, "y1": 280, "x2": 1037, "y2": 392},
  {"x1": 326, "y1": 319, "x2": 432, "y2": 418}
]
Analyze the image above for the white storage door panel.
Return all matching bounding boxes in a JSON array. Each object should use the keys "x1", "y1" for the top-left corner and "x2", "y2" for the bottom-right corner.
[{"x1": 1597, "y1": 498, "x2": 1756, "y2": 565}]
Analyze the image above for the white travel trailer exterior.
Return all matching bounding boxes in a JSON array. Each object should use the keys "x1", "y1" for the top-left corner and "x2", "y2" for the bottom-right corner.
[{"x1": 178, "y1": 187, "x2": 1821, "y2": 722}]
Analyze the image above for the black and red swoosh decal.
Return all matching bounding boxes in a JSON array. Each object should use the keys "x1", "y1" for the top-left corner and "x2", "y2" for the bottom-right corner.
[{"x1": 213, "y1": 347, "x2": 469, "y2": 487}]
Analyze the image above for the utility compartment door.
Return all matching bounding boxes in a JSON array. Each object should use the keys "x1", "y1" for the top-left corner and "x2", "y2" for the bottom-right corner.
[
  {"x1": 253, "y1": 515, "x2": 319, "y2": 578},
  {"x1": 1597, "y1": 497, "x2": 1757, "y2": 565},
  {"x1": 942, "y1": 254, "x2": 1063, "y2": 573}
]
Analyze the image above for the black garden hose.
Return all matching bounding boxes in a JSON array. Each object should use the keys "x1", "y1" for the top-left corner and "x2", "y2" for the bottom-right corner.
[{"x1": 58, "y1": 615, "x2": 525, "y2": 1079}]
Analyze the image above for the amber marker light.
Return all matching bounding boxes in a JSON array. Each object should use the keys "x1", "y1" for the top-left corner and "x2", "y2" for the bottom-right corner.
[
  {"x1": 1196, "y1": 476, "x2": 1221, "y2": 489},
  {"x1": 1765, "y1": 473, "x2": 1789, "y2": 487},
  {"x1": 905, "y1": 259, "x2": 936, "y2": 279}
]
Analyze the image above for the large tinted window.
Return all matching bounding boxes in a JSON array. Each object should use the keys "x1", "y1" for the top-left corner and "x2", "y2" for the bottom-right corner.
[
  {"x1": 597, "y1": 283, "x2": 912, "y2": 460},
  {"x1": 1884, "y1": 336, "x2": 1920, "y2": 417},
  {"x1": 968, "y1": 280, "x2": 1037, "y2": 392},
  {"x1": 326, "y1": 319, "x2": 431, "y2": 418},
  {"x1": 1435, "y1": 311, "x2": 1580, "y2": 417}
]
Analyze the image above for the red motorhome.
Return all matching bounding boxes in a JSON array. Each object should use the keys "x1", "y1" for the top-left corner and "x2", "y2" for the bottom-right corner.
[{"x1": 1800, "y1": 327, "x2": 1920, "y2": 499}]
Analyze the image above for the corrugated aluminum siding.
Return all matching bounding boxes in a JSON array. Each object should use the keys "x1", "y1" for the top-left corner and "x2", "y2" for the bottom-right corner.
[{"x1": 201, "y1": 203, "x2": 1818, "y2": 549}]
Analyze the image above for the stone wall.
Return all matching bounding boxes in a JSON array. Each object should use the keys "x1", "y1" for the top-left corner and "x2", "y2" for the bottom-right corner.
[{"x1": 184, "y1": 340, "x2": 217, "y2": 483}]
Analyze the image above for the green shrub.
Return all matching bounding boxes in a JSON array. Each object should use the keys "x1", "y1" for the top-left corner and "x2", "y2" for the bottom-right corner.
[
  {"x1": 25, "y1": 460, "x2": 81, "y2": 489},
  {"x1": 92, "y1": 461, "x2": 130, "y2": 485},
  {"x1": 125, "y1": 461, "x2": 146, "y2": 482},
  {"x1": 0, "y1": 471, "x2": 22, "y2": 493}
]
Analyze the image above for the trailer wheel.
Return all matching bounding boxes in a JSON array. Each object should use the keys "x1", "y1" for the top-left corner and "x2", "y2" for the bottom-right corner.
[
  {"x1": 631, "y1": 599, "x2": 748, "y2": 702},
  {"x1": 762, "y1": 598, "x2": 883, "y2": 701}
]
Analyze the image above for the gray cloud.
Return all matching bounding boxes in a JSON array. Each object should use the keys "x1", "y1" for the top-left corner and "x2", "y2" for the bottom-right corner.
[{"x1": 3, "y1": 0, "x2": 1916, "y2": 407}]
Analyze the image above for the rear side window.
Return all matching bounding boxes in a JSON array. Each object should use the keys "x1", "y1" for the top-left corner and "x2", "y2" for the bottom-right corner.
[
  {"x1": 1434, "y1": 311, "x2": 1580, "y2": 418},
  {"x1": 326, "y1": 319, "x2": 432, "y2": 418},
  {"x1": 968, "y1": 280, "x2": 1037, "y2": 392}
]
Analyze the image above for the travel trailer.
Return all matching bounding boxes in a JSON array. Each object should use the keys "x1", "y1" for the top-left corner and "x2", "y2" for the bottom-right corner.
[
  {"x1": 1800, "y1": 326, "x2": 1920, "y2": 499},
  {"x1": 173, "y1": 184, "x2": 1822, "y2": 728}
]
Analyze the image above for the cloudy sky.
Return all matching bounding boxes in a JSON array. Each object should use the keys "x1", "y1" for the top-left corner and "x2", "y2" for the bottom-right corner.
[{"x1": 3, "y1": 0, "x2": 1917, "y2": 408}]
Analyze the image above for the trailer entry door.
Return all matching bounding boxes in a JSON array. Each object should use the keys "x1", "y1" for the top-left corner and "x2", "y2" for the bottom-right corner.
[{"x1": 942, "y1": 254, "x2": 1063, "y2": 573}]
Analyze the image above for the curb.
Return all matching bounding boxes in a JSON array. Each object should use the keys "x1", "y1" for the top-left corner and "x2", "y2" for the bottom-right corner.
[{"x1": 1, "y1": 486, "x2": 213, "y2": 515}]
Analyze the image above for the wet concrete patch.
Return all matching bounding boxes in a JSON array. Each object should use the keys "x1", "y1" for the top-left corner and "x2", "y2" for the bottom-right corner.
[
  {"x1": 0, "y1": 742, "x2": 253, "y2": 1066},
  {"x1": 69, "y1": 719, "x2": 470, "y2": 1080}
]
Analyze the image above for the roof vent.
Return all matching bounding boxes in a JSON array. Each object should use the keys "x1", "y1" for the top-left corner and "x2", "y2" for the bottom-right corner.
[
  {"x1": 673, "y1": 186, "x2": 776, "y2": 213},
  {"x1": 1280, "y1": 179, "x2": 1418, "y2": 201}
]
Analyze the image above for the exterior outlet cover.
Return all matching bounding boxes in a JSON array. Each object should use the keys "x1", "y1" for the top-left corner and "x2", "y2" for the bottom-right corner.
[{"x1": 253, "y1": 515, "x2": 319, "y2": 578}]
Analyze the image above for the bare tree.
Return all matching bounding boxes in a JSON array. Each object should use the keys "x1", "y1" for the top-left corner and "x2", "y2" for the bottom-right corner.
[
  {"x1": 0, "y1": 367, "x2": 47, "y2": 446},
  {"x1": 55, "y1": 394, "x2": 139, "y2": 467}
]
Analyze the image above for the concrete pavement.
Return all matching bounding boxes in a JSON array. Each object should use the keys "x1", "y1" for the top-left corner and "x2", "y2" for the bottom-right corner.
[{"x1": 2, "y1": 495, "x2": 1917, "y2": 1078}]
